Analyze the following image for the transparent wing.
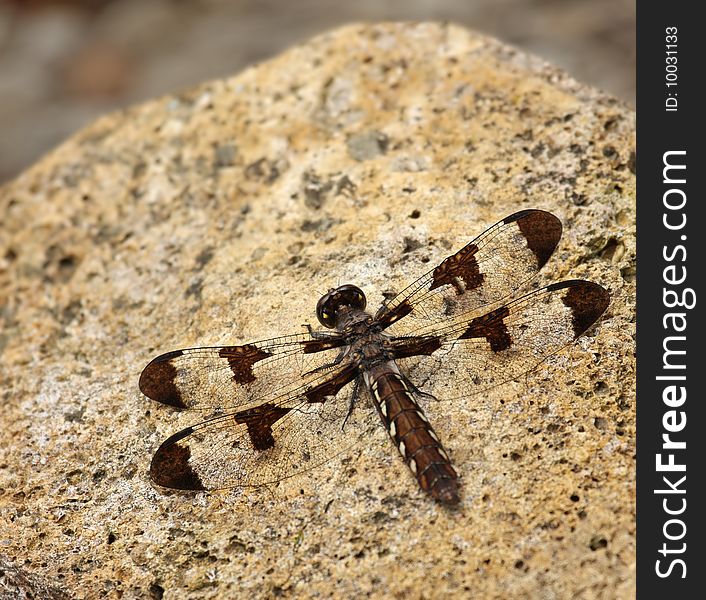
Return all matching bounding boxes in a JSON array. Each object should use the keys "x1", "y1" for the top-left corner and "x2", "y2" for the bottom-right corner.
[
  {"x1": 139, "y1": 332, "x2": 349, "y2": 412},
  {"x1": 149, "y1": 384, "x2": 380, "y2": 491},
  {"x1": 391, "y1": 280, "x2": 609, "y2": 399},
  {"x1": 375, "y1": 210, "x2": 562, "y2": 337}
]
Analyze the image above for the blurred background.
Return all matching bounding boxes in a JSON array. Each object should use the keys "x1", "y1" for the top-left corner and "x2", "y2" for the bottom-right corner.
[{"x1": 0, "y1": 0, "x2": 634, "y2": 183}]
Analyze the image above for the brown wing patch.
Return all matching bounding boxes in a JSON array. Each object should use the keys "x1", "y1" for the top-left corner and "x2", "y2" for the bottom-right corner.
[
  {"x1": 389, "y1": 336, "x2": 443, "y2": 359},
  {"x1": 139, "y1": 350, "x2": 186, "y2": 408},
  {"x1": 219, "y1": 344, "x2": 272, "y2": 384},
  {"x1": 551, "y1": 280, "x2": 611, "y2": 337},
  {"x1": 234, "y1": 403, "x2": 292, "y2": 451},
  {"x1": 375, "y1": 299, "x2": 413, "y2": 329},
  {"x1": 150, "y1": 428, "x2": 206, "y2": 490},
  {"x1": 509, "y1": 209, "x2": 562, "y2": 269},
  {"x1": 300, "y1": 338, "x2": 346, "y2": 354},
  {"x1": 458, "y1": 306, "x2": 512, "y2": 352},
  {"x1": 304, "y1": 363, "x2": 357, "y2": 403},
  {"x1": 429, "y1": 243, "x2": 483, "y2": 294}
]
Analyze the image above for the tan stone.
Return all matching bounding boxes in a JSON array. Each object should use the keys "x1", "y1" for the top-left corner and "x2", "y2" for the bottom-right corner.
[{"x1": 0, "y1": 23, "x2": 635, "y2": 599}]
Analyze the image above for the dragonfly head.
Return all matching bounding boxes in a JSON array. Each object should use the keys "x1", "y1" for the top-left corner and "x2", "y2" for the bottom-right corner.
[{"x1": 316, "y1": 284, "x2": 367, "y2": 329}]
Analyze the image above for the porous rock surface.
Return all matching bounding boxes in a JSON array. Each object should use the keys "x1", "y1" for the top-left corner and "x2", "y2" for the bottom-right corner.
[{"x1": 0, "y1": 23, "x2": 635, "y2": 599}]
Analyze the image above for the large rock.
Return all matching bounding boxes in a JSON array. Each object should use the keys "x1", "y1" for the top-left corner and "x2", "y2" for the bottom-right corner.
[{"x1": 0, "y1": 23, "x2": 634, "y2": 599}]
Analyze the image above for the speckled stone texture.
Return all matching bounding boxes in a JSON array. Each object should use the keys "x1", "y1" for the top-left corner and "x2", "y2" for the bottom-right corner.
[{"x1": 0, "y1": 23, "x2": 635, "y2": 600}]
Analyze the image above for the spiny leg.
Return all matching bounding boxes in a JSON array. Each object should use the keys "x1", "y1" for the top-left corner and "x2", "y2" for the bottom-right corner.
[
  {"x1": 304, "y1": 349, "x2": 348, "y2": 378},
  {"x1": 399, "y1": 371, "x2": 437, "y2": 402},
  {"x1": 342, "y1": 377, "x2": 364, "y2": 430}
]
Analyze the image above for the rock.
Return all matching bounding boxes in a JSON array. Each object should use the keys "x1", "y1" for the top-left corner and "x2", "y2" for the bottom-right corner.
[{"x1": 0, "y1": 23, "x2": 635, "y2": 599}]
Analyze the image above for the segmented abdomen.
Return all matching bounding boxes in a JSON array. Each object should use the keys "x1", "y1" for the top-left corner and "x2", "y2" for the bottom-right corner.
[{"x1": 364, "y1": 363, "x2": 459, "y2": 504}]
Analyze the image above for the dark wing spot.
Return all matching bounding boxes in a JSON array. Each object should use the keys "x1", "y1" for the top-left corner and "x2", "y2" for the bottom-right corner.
[
  {"x1": 139, "y1": 350, "x2": 186, "y2": 408},
  {"x1": 219, "y1": 344, "x2": 272, "y2": 384},
  {"x1": 375, "y1": 299, "x2": 414, "y2": 329},
  {"x1": 234, "y1": 403, "x2": 292, "y2": 451},
  {"x1": 300, "y1": 338, "x2": 346, "y2": 354},
  {"x1": 550, "y1": 280, "x2": 610, "y2": 337},
  {"x1": 459, "y1": 306, "x2": 512, "y2": 352},
  {"x1": 390, "y1": 336, "x2": 442, "y2": 359},
  {"x1": 304, "y1": 364, "x2": 357, "y2": 403},
  {"x1": 509, "y1": 210, "x2": 562, "y2": 269},
  {"x1": 429, "y1": 243, "x2": 483, "y2": 294},
  {"x1": 150, "y1": 429, "x2": 205, "y2": 490}
]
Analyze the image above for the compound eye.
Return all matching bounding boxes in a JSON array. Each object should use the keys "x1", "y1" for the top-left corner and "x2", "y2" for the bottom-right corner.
[
  {"x1": 316, "y1": 294, "x2": 337, "y2": 328},
  {"x1": 350, "y1": 290, "x2": 366, "y2": 311},
  {"x1": 317, "y1": 306, "x2": 336, "y2": 328}
]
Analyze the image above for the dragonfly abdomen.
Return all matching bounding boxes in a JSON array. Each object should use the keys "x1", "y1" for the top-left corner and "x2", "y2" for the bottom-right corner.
[{"x1": 364, "y1": 363, "x2": 459, "y2": 504}]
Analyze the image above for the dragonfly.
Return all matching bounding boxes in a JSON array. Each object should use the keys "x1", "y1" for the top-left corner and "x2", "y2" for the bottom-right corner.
[{"x1": 139, "y1": 209, "x2": 609, "y2": 504}]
